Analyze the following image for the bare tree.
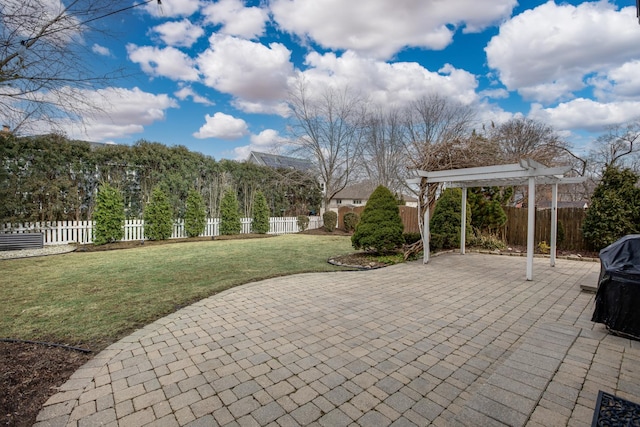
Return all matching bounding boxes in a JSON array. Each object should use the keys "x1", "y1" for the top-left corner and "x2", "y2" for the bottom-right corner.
[
  {"x1": 0, "y1": 0, "x2": 152, "y2": 133},
  {"x1": 361, "y1": 107, "x2": 408, "y2": 195},
  {"x1": 587, "y1": 120, "x2": 640, "y2": 175},
  {"x1": 489, "y1": 117, "x2": 569, "y2": 166},
  {"x1": 287, "y1": 79, "x2": 366, "y2": 210}
]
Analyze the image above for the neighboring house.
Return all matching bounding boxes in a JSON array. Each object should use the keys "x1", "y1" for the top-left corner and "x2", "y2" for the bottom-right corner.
[
  {"x1": 247, "y1": 151, "x2": 315, "y2": 173},
  {"x1": 327, "y1": 182, "x2": 418, "y2": 212}
]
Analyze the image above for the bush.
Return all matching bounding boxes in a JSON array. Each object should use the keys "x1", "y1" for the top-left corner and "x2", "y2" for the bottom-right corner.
[
  {"x1": 144, "y1": 187, "x2": 173, "y2": 240},
  {"x1": 582, "y1": 166, "x2": 640, "y2": 250},
  {"x1": 220, "y1": 190, "x2": 242, "y2": 235},
  {"x1": 323, "y1": 211, "x2": 337, "y2": 232},
  {"x1": 429, "y1": 188, "x2": 471, "y2": 251},
  {"x1": 352, "y1": 185, "x2": 404, "y2": 253},
  {"x1": 343, "y1": 212, "x2": 360, "y2": 232},
  {"x1": 467, "y1": 229, "x2": 506, "y2": 251},
  {"x1": 403, "y1": 232, "x2": 422, "y2": 245},
  {"x1": 184, "y1": 190, "x2": 206, "y2": 238},
  {"x1": 297, "y1": 215, "x2": 310, "y2": 231},
  {"x1": 252, "y1": 191, "x2": 270, "y2": 234},
  {"x1": 93, "y1": 183, "x2": 125, "y2": 245}
]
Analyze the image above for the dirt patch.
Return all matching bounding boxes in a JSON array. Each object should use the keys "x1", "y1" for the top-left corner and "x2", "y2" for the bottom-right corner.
[
  {"x1": 329, "y1": 252, "x2": 392, "y2": 269},
  {"x1": 0, "y1": 342, "x2": 92, "y2": 427}
]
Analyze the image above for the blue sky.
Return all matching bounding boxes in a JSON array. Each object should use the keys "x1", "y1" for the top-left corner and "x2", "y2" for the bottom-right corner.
[{"x1": 52, "y1": 0, "x2": 640, "y2": 160}]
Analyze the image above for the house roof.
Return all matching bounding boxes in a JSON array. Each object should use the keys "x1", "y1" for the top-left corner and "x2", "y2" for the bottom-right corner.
[
  {"x1": 248, "y1": 151, "x2": 314, "y2": 172},
  {"x1": 333, "y1": 182, "x2": 418, "y2": 202}
]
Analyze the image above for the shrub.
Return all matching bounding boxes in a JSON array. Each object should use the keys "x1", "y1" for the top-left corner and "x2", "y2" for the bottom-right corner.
[
  {"x1": 403, "y1": 232, "x2": 422, "y2": 245},
  {"x1": 429, "y1": 188, "x2": 471, "y2": 251},
  {"x1": 352, "y1": 185, "x2": 404, "y2": 253},
  {"x1": 184, "y1": 190, "x2": 206, "y2": 238},
  {"x1": 252, "y1": 191, "x2": 270, "y2": 234},
  {"x1": 467, "y1": 229, "x2": 506, "y2": 251},
  {"x1": 343, "y1": 212, "x2": 360, "y2": 232},
  {"x1": 297, "y1": 215, "x2": 310, "y2": 231},
  {"x1": 144, "y1": 187, "x2": 173, "y2": 240},
  {"x1": 220, "y1": 190, "x2": 242, "y2": 235},
  {"x1": 93, "y1": 183, "x2": 125, "y2": 245},
  {"x1": 582, "y1": 166, "x2": 640, "y2": 250},
  {"x1": 323, "y1": 210, "x2": 338, "y2": 232}
]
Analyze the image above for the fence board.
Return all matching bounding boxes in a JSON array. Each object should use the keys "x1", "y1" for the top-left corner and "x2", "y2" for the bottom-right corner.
[
  {"x1": 502, "y1": 207, "x2": 588, "y2": 251},
  {"x1": 337, "y1": 206, "x2": 419, "y2": 233}
]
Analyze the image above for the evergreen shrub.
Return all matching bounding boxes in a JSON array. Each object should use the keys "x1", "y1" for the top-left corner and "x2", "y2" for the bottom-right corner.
[
  {"x1": 343, "y1": 212, "x2": 359, "y2": 232},
  {"x1": 252, "y1": 191, "x2": 270, "y2": 234},
  {"x1": 429, "y1": 188, "x2": 471, "y2": 251},
  {"x1": 184, "y1": 190, "x2": 206, "y2": 238},
  {"x1": 144, "y1": 187, "x2": 173, "y2": 240},
  {"x1": 93, "y1": 183, "x2": 125, "y2": 245},
  {"x1": 297, "y1": 215, "x2": 310, "y2": 231},
  {"x1": 220, "y1": 190, "x2": 242, "y2": 235},
  {"x1": 323, "y1": 211, "x2": 337, "y2": 232},
  {"x1": 351, "y1": 185, "x2": 404, "y2": 253}
]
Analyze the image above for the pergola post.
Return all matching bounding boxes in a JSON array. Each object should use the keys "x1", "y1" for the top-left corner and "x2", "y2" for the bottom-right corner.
[
  {"x1": 461, "y1": 187, "x2": 467, "y2": 255},
  {"x1": 550, "y1": 183, "x2": 558, "y2": 267},
  {"x1": 526, "y1": 176, "x2": 535, "y2": 281},
  {"x1": 423, "y1": 184, "x2": 430, "y2": 264}
]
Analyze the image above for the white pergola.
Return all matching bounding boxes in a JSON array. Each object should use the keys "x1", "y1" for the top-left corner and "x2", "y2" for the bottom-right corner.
[{"x1": 408, "y1": 159, "x2": 585, "y2": 281}]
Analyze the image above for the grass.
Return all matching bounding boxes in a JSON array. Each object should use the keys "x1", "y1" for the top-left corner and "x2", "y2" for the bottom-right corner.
[{"x1": 0, "y1": 234, "x2": 354, "y2": 349}]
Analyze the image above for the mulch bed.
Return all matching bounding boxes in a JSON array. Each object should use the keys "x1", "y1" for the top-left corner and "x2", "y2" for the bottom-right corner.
[{"x1": 0, "y1": 342, "x2": 92, "y2": 427}]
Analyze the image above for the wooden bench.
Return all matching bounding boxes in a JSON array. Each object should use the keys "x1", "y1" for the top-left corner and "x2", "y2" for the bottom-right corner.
[{"x1": 0, "y1": 233, "x2": 44, "y2": 251}]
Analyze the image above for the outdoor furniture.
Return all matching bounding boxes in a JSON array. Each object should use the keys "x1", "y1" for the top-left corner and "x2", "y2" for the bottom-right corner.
[
  {"x1": 0, "y1": 233, "x2": 44, "y2": 251},
  {"x1": 592, "y1": 234, "x2": 640, "y2": 340}
]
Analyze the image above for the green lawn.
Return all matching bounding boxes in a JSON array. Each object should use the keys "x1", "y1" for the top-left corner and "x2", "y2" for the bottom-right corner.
[{"x1": 0, "y1": 235, "x2": 354, "y2": 349}]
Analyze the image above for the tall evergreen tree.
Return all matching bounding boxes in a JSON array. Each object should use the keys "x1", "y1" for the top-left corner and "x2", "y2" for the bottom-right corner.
[
  {"x1": 430, "y1": 188, "x2": 471, "y2": 251},
  {"x1": 252, "y1": 191, "x2": 270, "y2": 234},
  {"x1": 184, "y1": 190, "x2": 206, "y2": 238},
  {"x1": 220, "y1": 190, "x2": 242, "y2": 235},
  {"x1": 352, "y1": 185, "x2": 404, "y2": 253},
  {"x1": 93, "y1": 183, "x2": 124, "y2": 245},
  {"x1": 144, "y1": 187, "x2": 173, "y2": 240},
  {"x1": 582, "y1": 166, "x2": 640, "y2": 249}
]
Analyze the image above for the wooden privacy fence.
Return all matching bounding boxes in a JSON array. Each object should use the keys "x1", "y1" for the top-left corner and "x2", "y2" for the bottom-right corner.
[
  {"x1": 337, "y1": 205, "x2": 420, "y2": 233},
  {"x1": 501, "y1": 207, "x2": 589, "y2": 251},
  {"x1": 0, "y1": 216, "x2": 323, "y2": 246}
]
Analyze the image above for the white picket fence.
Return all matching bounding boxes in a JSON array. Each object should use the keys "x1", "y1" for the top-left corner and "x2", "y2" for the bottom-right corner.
[{"x1": 0, "y1": 216, "x2": 323, "y2": 245}]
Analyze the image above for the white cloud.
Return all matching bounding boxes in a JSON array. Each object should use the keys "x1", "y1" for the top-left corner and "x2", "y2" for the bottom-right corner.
[
  {"x1": 197, "y1": 35, "x2": 294, "y2": 108},
  {"x1": 529, "y1": 98, "x2": 640, "y2": 132},
  {"x1": 151, "y1": 19, "x2": 204, "y2": 47},
  {"x1": 590, "y1": 60, "x2": 640, "y2": 102},
  {"x1": 202, "y1": 0, "x2": 268, "y2": 39},
  {"x1": 297, "y1": 51, "x2": 479, "y2": 108},
  {"x1": 270, "y1": 0, "x2": 516, "y2": 59},
  {"x1": 127, "y1": 44, "x2": 199, "y2": 81},
  {"x1": 174, "y1": 86, "x2": 214, "y2": 105},
  {"x1": 92, "y1": 44, "x2": 112, "y2": 57},
  {"x1": 486, "y1": 2, "x2": 640, "y2": 103},
  {"x1": 62, "y1": 87, "x2": 178, "y2": 140},
  {"x1": 193, "y1": 112, "x2": 249, "y2": 139},
  {"x1": 144, "y1": 0, "x2": 200, "y2": 18},
  {"x1": 232, "y1": 129, "x2": 289, "y2": 160}
]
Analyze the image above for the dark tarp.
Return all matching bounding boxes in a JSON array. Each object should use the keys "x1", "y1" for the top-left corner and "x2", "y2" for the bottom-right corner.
[{"x1": 592, "y1": 234, "x2": 640, "y2": 340}]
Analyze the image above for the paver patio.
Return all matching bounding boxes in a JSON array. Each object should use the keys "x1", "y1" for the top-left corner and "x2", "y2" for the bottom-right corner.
[{"x1": 35, "y1": 253, "x2": 640, "y2": 426}]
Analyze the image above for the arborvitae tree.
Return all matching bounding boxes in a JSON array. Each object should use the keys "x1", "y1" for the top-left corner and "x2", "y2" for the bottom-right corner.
[
  {"x1": 93, "y1": 183, "x2": 124, "y2": 245},
  {"x1": 184, "y1": 190, "x2": 206, "y2": 238},
  {"x1": 352, "y1": 185, "x2": 404, "y2": 253},
  {"x1": 430, "y1": 188, "x2": 471, "y2": 251},
  {"x1": 323, "y1": 211, "x2": 338, "y2": 232},
  {"x1": 582, "y1": 166, "x2": 640, "y2": 250},
  {"x1": 252, "y1": 191, "x2": 270, "y2": 234},
  {"x1": 220, "y1": 190, "x2": 242, "y2": 235},
  {"x1": 144, "y1": 187, "x2": 173, "y2": 240},
  {"x1": 468, "y1": 187, "x2": 509, "y2": 233}
]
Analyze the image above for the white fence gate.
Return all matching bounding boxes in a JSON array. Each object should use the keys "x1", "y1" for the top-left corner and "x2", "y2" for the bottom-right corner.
[{"x1": 0, "y1": 216, "x2": 323, "y2": 245}]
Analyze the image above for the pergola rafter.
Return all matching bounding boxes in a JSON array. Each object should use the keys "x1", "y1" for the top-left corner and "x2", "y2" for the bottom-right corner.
[{"x1": 408, "y1": 159, "x2": 586, "y2": 281}]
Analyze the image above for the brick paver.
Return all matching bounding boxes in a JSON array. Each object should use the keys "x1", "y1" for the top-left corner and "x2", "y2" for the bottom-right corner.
[{"x1": 35, "y1": 254, "x2": 640, "y2": 426}]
